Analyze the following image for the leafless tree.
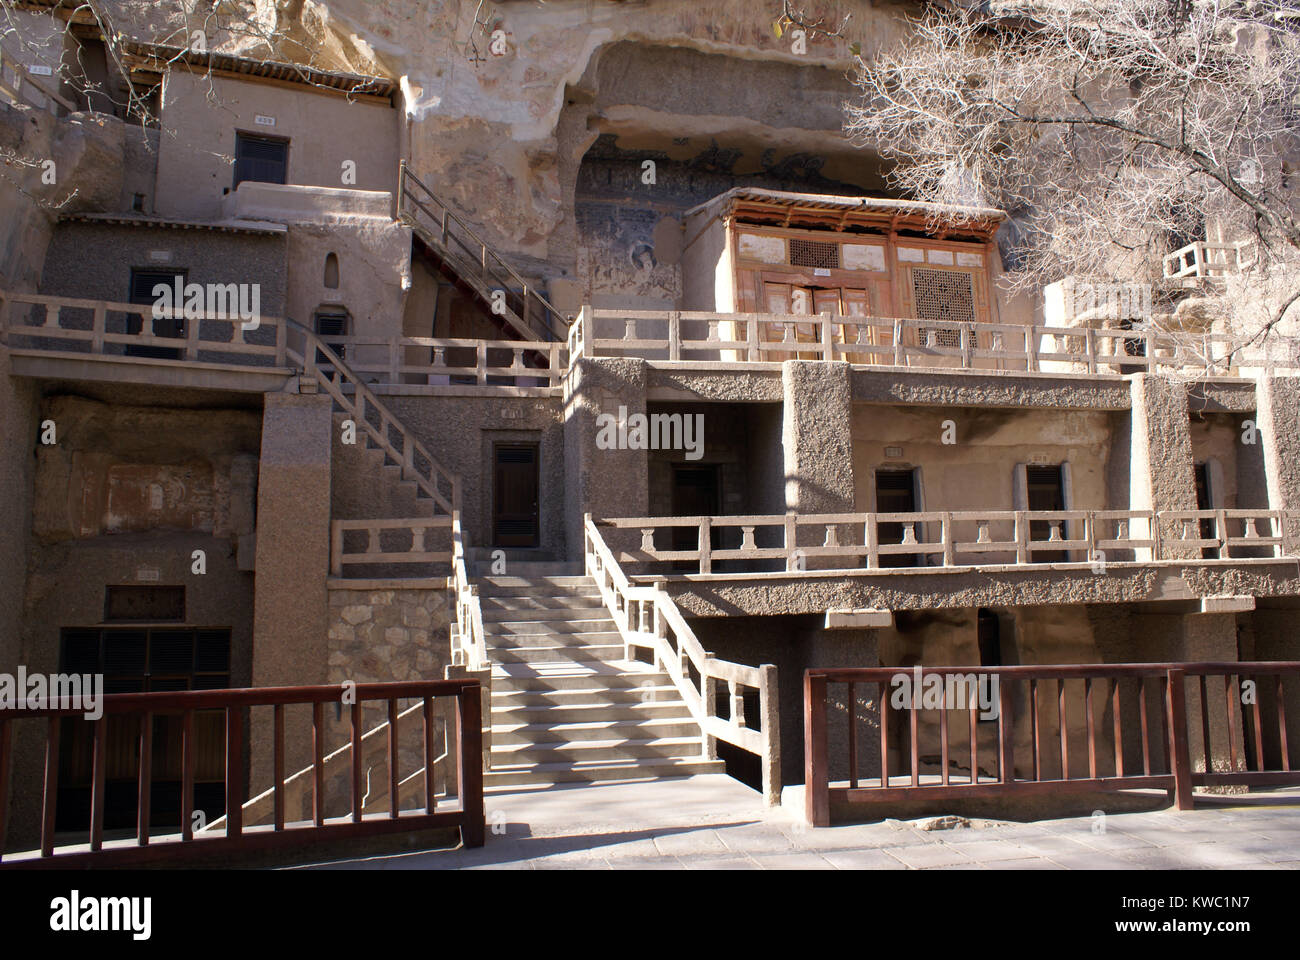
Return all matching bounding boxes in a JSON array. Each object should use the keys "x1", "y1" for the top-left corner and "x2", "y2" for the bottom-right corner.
[{"x1": 842, "y1": 0, "x2": 1300, "y2": 374}]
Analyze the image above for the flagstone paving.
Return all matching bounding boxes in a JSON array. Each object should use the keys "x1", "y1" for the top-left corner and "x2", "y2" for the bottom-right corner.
[{"x1": 296, "y1": 775, "x2": 1300, "y2": 870}]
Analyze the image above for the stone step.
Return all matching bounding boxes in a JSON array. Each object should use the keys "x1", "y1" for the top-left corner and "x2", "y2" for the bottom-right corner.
[
  {"x1": 490, "y1": 663, "x2": 667, "y2": 691},
  {"x1": 491, "y1": 685, "x2": 680, "y2": 707},
  {"x1": 484, "y1": 631, "x2": 624, "y2": 650},
  {"x1": 477, "y1": 575, "x2": 595, "y2": 593},
  {"x1": 484, "y1": 618, "x2": 616, "y2": 636},
  {"x1": 490, "y1": 716, "x2": 699, "y2": 745},
  {"x1": 493, "y1": 701, "x2": 693, "y2": 726},
  {"x1": 470, "y1": 561, "x2": 584, "y2": 578},
  {"x1": 490, "y1": 735, "x2": 705, "y2": 765},
  {"x1": 488, "y1": 643, "x2": 625, "y2": 664},
  {"x1": 480, "y1": 604, "x2": 610, "y2": 621},
  {"x1": 484, "y1": 756, "x2": 726, "y2": 788}
]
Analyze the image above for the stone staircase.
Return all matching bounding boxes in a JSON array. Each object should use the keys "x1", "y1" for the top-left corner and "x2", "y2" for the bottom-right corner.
[{"x1": 479, "y1": 572, "x2": 724, "y2": 788}]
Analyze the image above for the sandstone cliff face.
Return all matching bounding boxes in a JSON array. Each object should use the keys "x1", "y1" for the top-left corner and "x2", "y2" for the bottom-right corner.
[
  {"x1": 0, "y1": 104, "x2": 139, "y2": 289},
  {"x1": 94, "y1": 0, "x2": 904, "y2": 284}
]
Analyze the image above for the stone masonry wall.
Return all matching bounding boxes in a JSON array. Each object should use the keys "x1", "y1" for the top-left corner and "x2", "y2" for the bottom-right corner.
[{"x1": 326, "y1": 585, "x2": 455, "y2": 752}]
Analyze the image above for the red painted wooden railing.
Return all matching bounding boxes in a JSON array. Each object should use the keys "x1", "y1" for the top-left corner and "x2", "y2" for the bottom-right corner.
[
  {"x1": 0, "y1": 680, "x2": 484, "y2": 867},
  {"x1": 804, "y1": 662, "x2": 1300, "y2": 826}
]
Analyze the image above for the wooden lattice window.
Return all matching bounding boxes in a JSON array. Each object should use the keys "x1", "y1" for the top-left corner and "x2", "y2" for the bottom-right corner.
[
  {"x1": 912, "y1": 267, "x2": 975, "y2": 347},
  {"x1": 789, "y1": 238, "x2": 840, "y2": 270}
]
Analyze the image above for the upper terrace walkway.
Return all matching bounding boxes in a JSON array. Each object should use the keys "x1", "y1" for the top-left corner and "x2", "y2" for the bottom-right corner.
[{"x1": 4, "y1": 290, "x2": 1298, "y2": 395}]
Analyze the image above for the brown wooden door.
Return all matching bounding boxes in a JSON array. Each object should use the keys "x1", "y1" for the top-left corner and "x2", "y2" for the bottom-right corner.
[{"x1": 493, "y1": 444, "x2": 540, "y2": 547}]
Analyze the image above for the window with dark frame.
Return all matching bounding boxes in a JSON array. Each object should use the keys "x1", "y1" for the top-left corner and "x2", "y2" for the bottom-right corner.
[
  {"x1": 314, "y1": 310, "x2": 349, "y2": 362},
  {"x1": 233, "y1": 132, "x2": 289, "y2": 188},
  {"x1": 56, "y1": 626, "x2": 233, "y2": 831}
]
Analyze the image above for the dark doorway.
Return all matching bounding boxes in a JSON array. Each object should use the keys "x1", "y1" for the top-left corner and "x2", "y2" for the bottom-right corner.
[
  {"x1": 127, "y1": 268, "x2": 186, "y2": 359},
  {"x1": 671, "y1": 465, "x2": 721, "y2": 571},
  {"x1": 876, "y1": 468, "x2": 920, "y2": 567},
  {"x1": 56, "y1": 627, "x2": 231, "y2": 832},
  {"x1": 233, "y1": 132, "x2": 289, "y2": 188},
  {"x1": 493, "y1": 444, "x2": 540, "y2": 548},
  {"x1": 1026, "y1": 464, "x2": 1067, "y2": 562},
  {"x1": 1194, "y1": 462, "x2": 1220, "y2": 558}
]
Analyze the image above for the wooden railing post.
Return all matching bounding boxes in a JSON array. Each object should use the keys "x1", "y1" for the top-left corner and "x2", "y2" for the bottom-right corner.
[
  {"x1": 698, "y1": 517, "x2": 712, "y2": 574},
  {"x1": 1166, "y1": 668, "x2": 1193, "y2": 810},
  {"x1": 668, "y1": 311, "x2": 682, "y2": 361},
  {"x1": 804, "y1": 671, "x2": 830, "y2": 827},
  {"x1": 225, "y1": 706, "x2": 243, "y2": 838},
  {"x1": 457, "y1": 682, "x2": 486, "y2": 847},
  {"x1": 0, "y1": 719, "x2": 11, "y2": 862}
]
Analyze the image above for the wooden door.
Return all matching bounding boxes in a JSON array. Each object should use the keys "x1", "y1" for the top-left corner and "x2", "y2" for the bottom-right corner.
[{"x1": 493, "y1": 444, "x2": 540, "y2": 548}]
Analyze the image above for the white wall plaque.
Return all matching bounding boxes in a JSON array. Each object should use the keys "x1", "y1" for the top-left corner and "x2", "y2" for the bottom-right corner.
[
  {"x1": 27, "y1": 64, "x2": 53, "y2": 77},
  {"x1": 737, "y1": 233, "x2": 786, "y2": 264},
  {"x1": 254, "y1": 114, "x2": 276, "y2": 126},
  {"x1": 136, "y1": 567, "x2": 160, "y2": 582},
  {"x1": 148, "y1": 250, "x2": 173, "y2": 263},
  {"x1": 927, "y1": 249, "x2": 954, "y2": 265},
  {"x1": 897, "y1": 247, "x2": 925, "y2": 262},
  {"x1": 956, "y1": 252, "x2": 984, "y2": 267},
  {"x1": 842, "y1": 244, "x2": 886, "y2": 272}
]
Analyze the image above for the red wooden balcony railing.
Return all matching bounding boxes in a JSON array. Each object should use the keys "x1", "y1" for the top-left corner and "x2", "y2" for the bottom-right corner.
[
  {"x1": 0, "y1": 680, "x2": 484, "y2": 867},
  {"x1": 804, "y1": 662, "x2": 1300, "y2": 826}
]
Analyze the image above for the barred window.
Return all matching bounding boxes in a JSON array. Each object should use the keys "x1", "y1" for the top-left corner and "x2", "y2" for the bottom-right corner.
[{"x1": 789, "y1": 238, "x2": 840, "y2": 270}]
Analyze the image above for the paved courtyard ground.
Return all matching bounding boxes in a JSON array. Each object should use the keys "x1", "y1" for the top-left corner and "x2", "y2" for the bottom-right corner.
[{"x1": 299, "y1": 775, "x2": 1300, "y2": 870}]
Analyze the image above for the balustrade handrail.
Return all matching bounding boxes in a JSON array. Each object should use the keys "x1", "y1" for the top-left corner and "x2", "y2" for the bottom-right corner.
[
  {"x1": 316, "y1": 332, "x2": 565, "y2": 387},
  {"x1": 583, "y1": 515, "x2": 780, "y2": 804},
  {"x1": 449, "y1": 511, "x2": 488, "y2": 672},
  {"x1": 286, "y1": 319, "x2": 458, "y2": 515},
  {"x1": 398, "y1": 162, "x2": 569, "y2": 343},
  {"x1": 330, "y1": 516, "x2": 454, "y2": 576},
  {"x1": 571, "y1": 305, "x2": 1299, "y2": 375},
  {"x1": 595, "y1": 508, "x2": 1294, "y2": 572},
  {"x1": 0, "y1": 288, "x2": 289, "y2": 367},
  {"x1": 0, "y1": 679, "x2": 485, "y2": 866}
]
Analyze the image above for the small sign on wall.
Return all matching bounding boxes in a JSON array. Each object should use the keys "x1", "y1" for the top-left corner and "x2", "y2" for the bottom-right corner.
[
  {"x1": 136, "y1": 567, "x2": 161, "y2": 582},
  {"x1": 254, "y1": 114, "x2": 276, "y2": 127},
  {"x1": 27, "y1": 64, "x2": 53, "y2": 76},
  {"x1": 149, "y1": 250, "x2": 173, "y2": 263}
]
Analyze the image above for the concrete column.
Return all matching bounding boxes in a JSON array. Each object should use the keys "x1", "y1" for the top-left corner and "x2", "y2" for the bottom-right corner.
[
  {"x1": 1178, "y1": 612, "x2": 1245, "y2": 789},
  {"x1": 1128, "y1": 374, "x2": 1197, "y2": 559},
  {"x1": 782, "y1": 360, "x2": 854, "y2": 514},
  {"x1": 807, "y1": 627, "x2": 882, "y2": 790},
  {"x1": 562, "y1": 357, "x2": 650, "y2": 560},
  {"x1": 251, "y1": 391, "x2": 334, "y2": 788},
  {"x1": 1254, "y1": 374, "x2": 1300, "y2": 554}
]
